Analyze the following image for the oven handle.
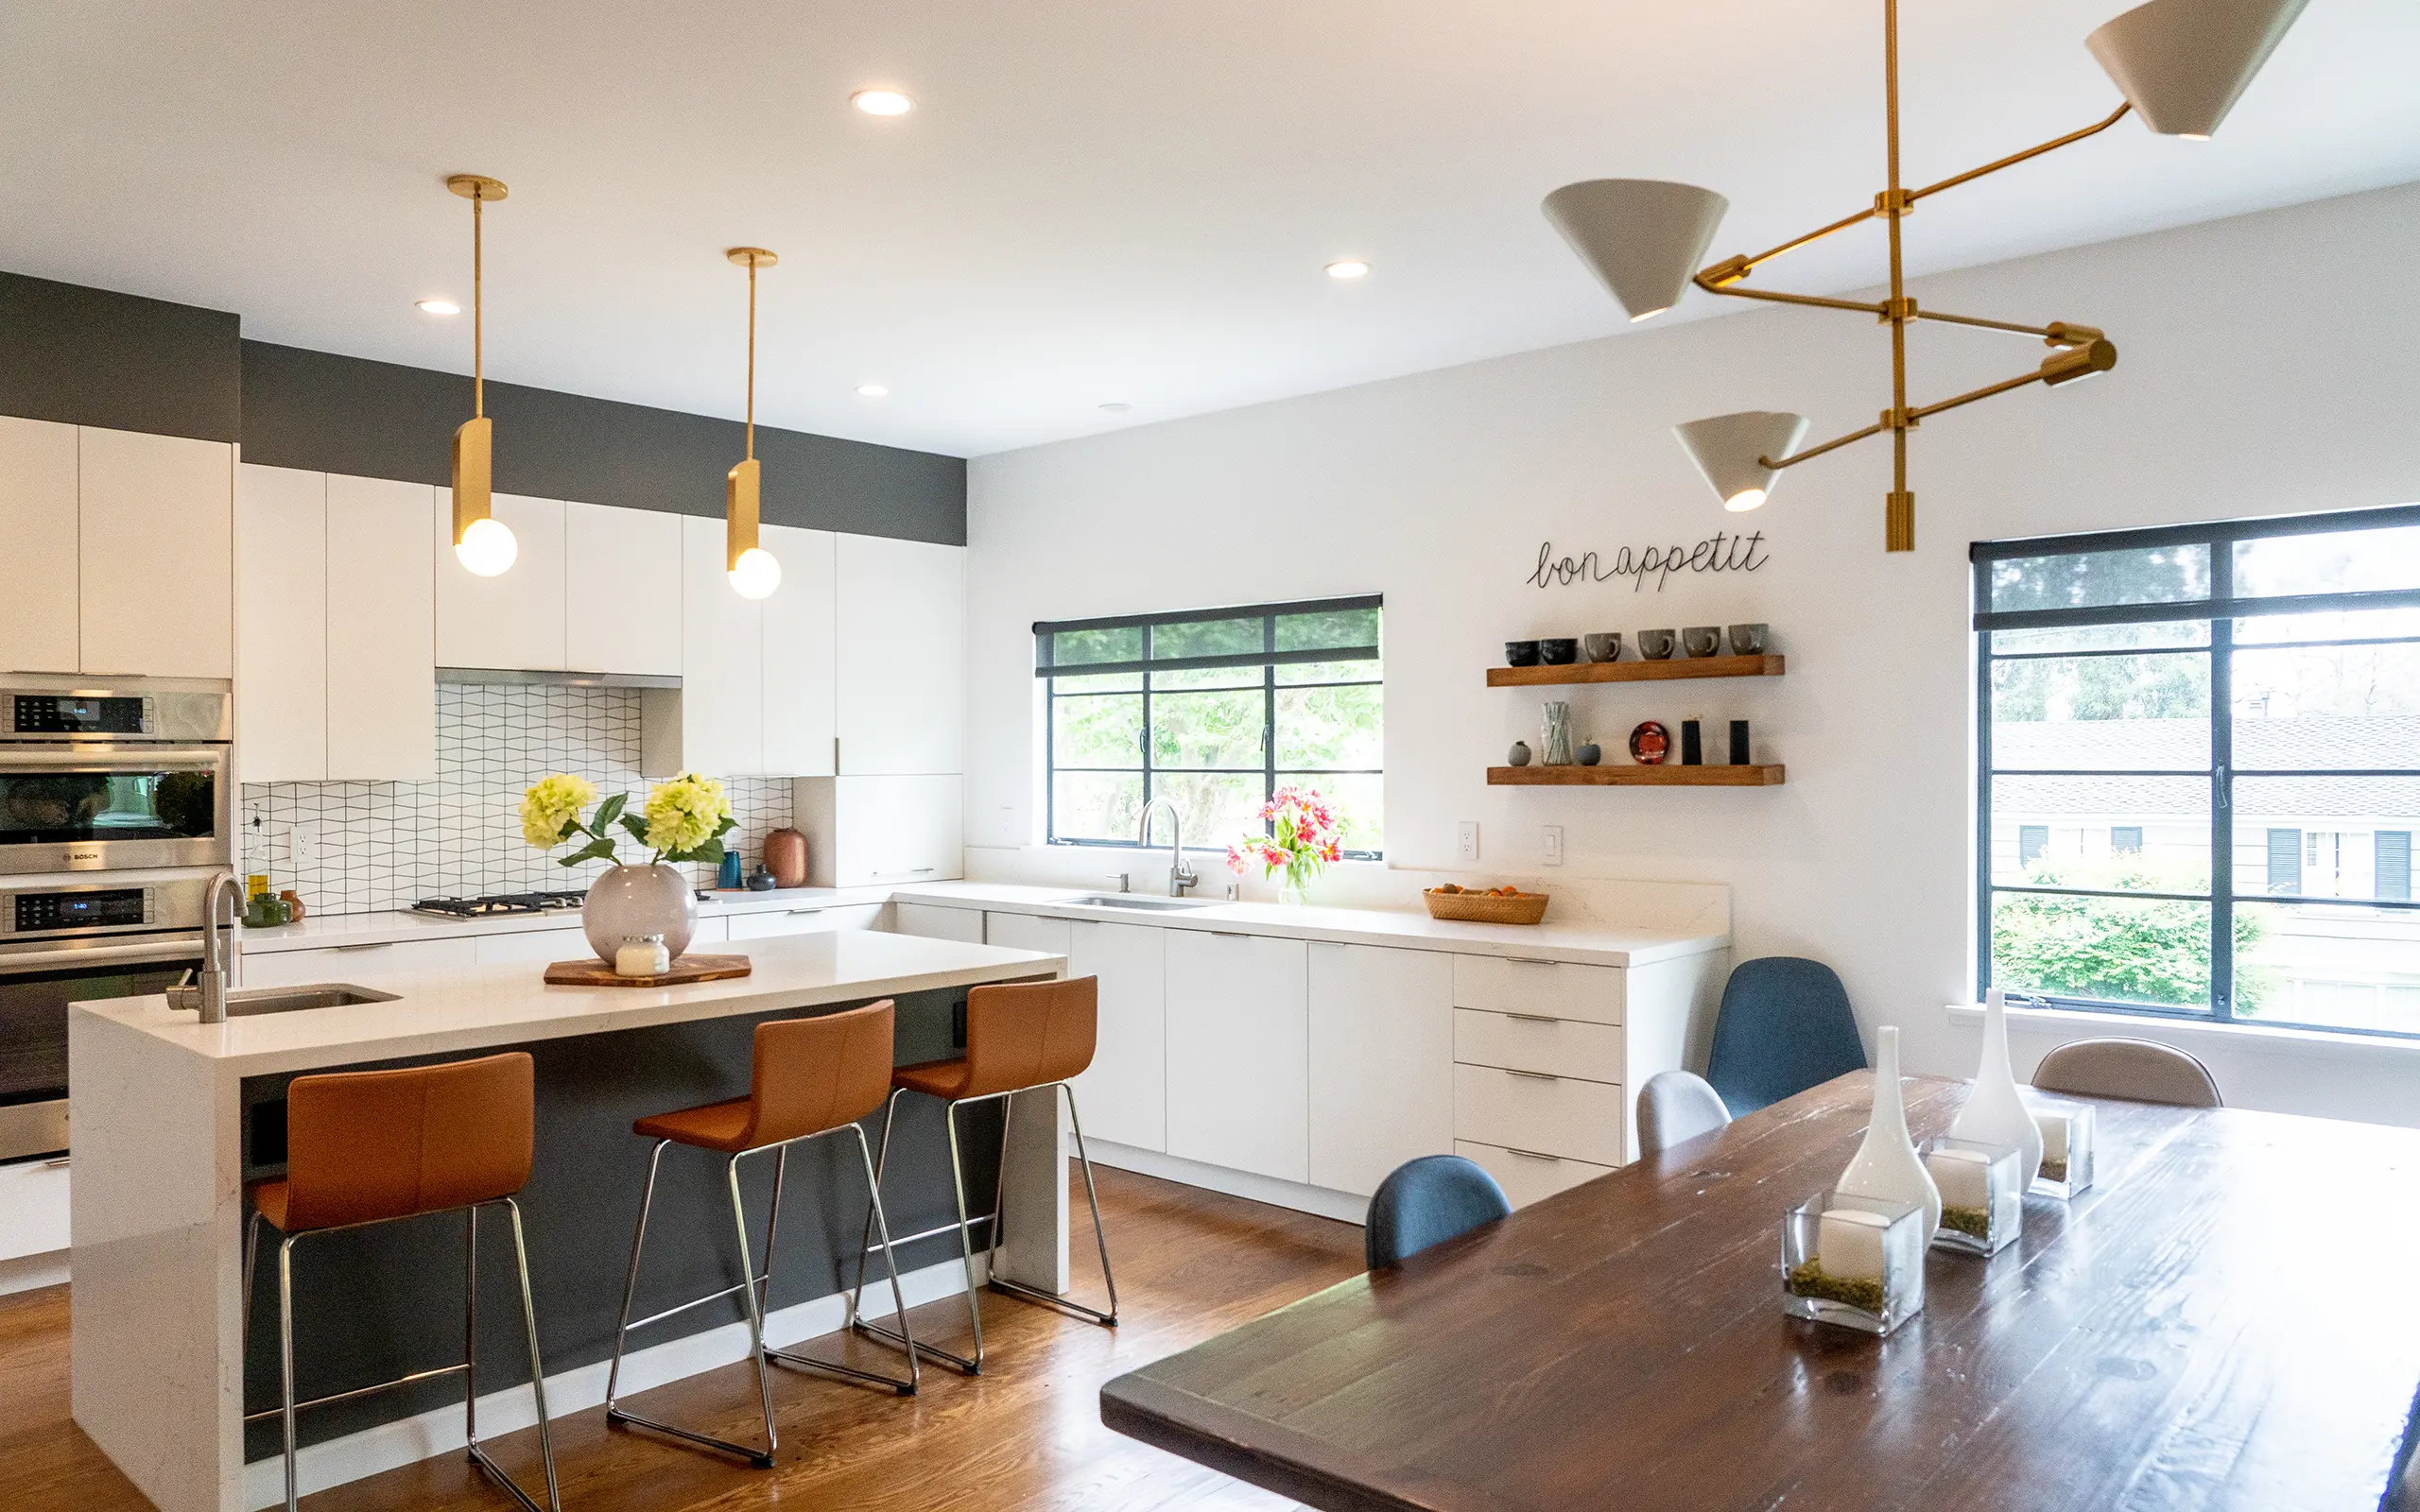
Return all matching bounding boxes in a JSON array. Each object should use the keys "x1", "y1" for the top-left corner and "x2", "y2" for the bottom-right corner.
[
  {"x1": 0, "y1": 746, "x2": 227, "y2": 770},
  {"x1": 0, "y1": 936, "x2": 208, "y2": 973}
]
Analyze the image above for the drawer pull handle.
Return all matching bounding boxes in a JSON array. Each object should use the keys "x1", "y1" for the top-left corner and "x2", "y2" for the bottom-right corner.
[
  {"x1": 1504, "y1": 1147, "x2": 1562, "y2": 1162},
  {"x1": 1210, "y1": 931, "x2": 1253, "y2": 939},
  {"x1": 1504, "y1": 1069, "x2": 1561, "y2": 1083},
  {"x1": 788, "y1": 906, "x2": 827, "y2": 916},
  {"x1": 1504, "y1": 1012, "x2": 1560, "y2": 1024},
  {"x1": 334, "y1": 943, "x2": 391, "y2": 953},
  {"x1": 1505, "y1": 956, "x2": 1561, "y2": 967}
]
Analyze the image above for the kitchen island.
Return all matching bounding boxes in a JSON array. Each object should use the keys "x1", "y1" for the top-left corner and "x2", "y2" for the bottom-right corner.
[{"x1": 68, "y1": 928, "x2": 1069, "y2": 1512}]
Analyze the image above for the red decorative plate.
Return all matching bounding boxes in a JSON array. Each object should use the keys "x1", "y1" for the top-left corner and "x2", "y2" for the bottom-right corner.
[{"x1": 1629, "y1": 720, "x2": 1670, "y2": 765}]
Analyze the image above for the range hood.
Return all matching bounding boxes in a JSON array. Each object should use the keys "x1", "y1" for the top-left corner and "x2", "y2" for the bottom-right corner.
[{"x1": 437, "y1": 667, "x2": 682, "y2": 690}]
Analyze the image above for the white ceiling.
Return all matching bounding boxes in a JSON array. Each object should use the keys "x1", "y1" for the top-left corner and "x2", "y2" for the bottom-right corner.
[{"x1": 2, "y1": 1, "x2": 2413, "y2": 458}]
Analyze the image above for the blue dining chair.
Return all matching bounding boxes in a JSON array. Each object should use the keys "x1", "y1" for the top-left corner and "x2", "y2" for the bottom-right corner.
[
  {"x1": 1364, "y1": 1155, "x2": 1512, "y2": 1269},
  {"x1": 1703, "y1": 957, "x2": 1868, "y2": 1116}
]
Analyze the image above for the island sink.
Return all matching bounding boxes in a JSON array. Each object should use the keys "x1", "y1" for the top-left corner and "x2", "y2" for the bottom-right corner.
[{"x1": 220, "y1": 984, "x2": 401, "y2": 1016}]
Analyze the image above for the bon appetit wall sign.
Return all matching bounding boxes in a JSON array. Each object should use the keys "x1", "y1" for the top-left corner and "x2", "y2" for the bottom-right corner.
[{"x1": 1528, "y1": 531, "x2": 1770, "y2": 593}]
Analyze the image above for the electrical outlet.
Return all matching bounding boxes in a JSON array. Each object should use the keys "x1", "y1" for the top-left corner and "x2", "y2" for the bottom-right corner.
[
  {"x1": 290, "y1": 820, "x2": 320, "y2": 868},
  {"x1": 1542, "y1": 825, "x2": 1564, "y2": 866},
  {"x1": 1457, "y1": 821, "x2": 1480, "y2": 863}
]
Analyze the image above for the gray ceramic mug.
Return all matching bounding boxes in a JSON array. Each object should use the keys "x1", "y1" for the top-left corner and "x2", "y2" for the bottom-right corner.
[
  {"x1": 1728, "y1": 623, "x2": 1770, "y2": 655},
  {"x1": 1582, "y1": 632, "x2": 1621, "y2": 662},
  {"x1": 1635, "y1": 628, "x2": 1677, "y2": 660},
  {"x1": 1682, "y1": 626, "x2": 1722, "y2": 658}
]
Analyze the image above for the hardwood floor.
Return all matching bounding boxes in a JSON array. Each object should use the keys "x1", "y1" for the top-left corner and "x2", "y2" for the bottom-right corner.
[{"x1": 0, "y1": 1165, "x2": 1363, "y2": 1511}]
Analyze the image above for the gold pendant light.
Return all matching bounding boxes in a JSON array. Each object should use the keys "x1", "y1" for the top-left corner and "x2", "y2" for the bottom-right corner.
[
  {"x1": 725, "y1": 247, "x2": 782, "y2": 599},
  {"x1": 1544, "y1": 0, "x2": 2304, "y2": 552},
  {"x1": 446, "y1": 173, "x2": 517, "y2": 576}
]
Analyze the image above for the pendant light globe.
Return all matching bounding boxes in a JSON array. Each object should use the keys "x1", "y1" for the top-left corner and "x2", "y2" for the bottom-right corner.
[
  {"x1": 1673, "y1": 411, "x2": 1809, "y2": 512},
  {"x1": 1542, "y1": 179, "x2": 1730, "y2": 323},
  {"x1": 2086, "y1": 0, "x2": 2308, "y2": 140},
  {"x1": 455, "y1": 515, "x2": 519, "y2": 576},
  {"x1": 729, "y1": 545, "x2": 782, "y2": 600}
]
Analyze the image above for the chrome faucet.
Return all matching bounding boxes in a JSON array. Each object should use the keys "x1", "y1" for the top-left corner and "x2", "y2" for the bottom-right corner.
[
  {"x1": 169, "y1": 869, "x2": 243, "y2": 1022},
  {"x1": 1136, "y1": 798, "x2": 1198, "y2": 897}
]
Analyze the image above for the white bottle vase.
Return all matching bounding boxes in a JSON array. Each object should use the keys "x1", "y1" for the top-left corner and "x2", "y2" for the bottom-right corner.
[
  {"x1": 1949, "y1": 988, "x2": 2046, "y2": 1183},
  {"x1": 1837, "y1": 1025, "x2": 1942, "y2": 1240}
]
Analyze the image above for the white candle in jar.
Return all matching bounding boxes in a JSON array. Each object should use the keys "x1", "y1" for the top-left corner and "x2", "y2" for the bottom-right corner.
[
  {"x1": 1816, "y1": 1206, "x2": 1891, "y2": 1281},
  {"x1": 2035, "y1": 1108, "x2": 2071, "y2": 1163},
  {"x1": 616, "y1": 937, "x2": 670, "y2": 976},
  {"x1": 1926, "y1": 1145, "x2": 1994, "y2": 1211}
]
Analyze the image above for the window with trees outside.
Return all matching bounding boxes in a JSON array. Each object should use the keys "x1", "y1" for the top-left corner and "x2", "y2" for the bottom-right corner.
[
  {"x1": 1976, "y1": 505, "x2": 2420, "y2": 1038},
  {"x1": 1037, "y1": 596, "x2": 1382, "y2": 859}
]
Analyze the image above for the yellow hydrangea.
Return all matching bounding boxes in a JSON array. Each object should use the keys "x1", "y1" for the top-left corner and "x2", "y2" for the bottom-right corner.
[
  {"x1": 644, "y1": 772, "x2": 729, "y2": 856},
  {"x1": 519, "y1": 773, "x2": 597, "y2": 849}
]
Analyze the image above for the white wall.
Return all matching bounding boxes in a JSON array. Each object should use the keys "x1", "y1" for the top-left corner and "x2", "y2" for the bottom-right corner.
[{"x1": 965, "y1": 181, "x2": 2420, "y2": 1126}]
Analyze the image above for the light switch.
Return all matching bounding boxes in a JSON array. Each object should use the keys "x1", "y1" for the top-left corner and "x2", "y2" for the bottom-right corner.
[
  {"x1": 1542, "y1": 825, "x2": 1564, "y2": 866},
  {"x1": 1458, "y1": 821, "x2": 1480, "y2": 863}
]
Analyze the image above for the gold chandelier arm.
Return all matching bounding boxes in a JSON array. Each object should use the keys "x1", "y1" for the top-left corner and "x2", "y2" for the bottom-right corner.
[
  {"x1": 1765, "y1": 420, "x2": 1890, "y2": 472},
  {"x1": 1908, "y1": 102, "x2": 2133, "y2": 206},
  {"x1": 1908, "y1": 367, "x2": 2059, "y2": 423},
  {"x1": 1692, "y1": 274, "x2": 1889, "y2": 318},
  {"x1": 1911, "y1": 308, "x2": 2061, "y2": 339},
  {"x1": 1701, "y1": 204, "x2": 1882, "y2": 288}
]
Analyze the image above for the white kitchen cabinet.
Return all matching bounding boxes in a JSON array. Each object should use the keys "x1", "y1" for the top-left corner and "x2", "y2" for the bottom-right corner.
[
  {"x1": 434, "y1": 490, "x2": 566, "y2": 671},
  {"x1": 1067, "y1": 919, "x2": 1168, "y2": 1153},
  {"x1": 565, "y1": 502, "x2": 682, "y2": 677},
  {"x1": 78, "y1": 427, "x2": 233, "y2": 679},
  {"x1": 1165, "y1": 931, "x2": 1308, "y2": 1183},
  {"x1": 1454, "y1": 1063, "x2": 1626, "y2": 1167},
  {"x1": 1454, "y1": 1139, "x2": 1614, "y2": 1211},
  {"x1": 835, "y1": 534, "x2": 962, "y2": 776},
  {"x1": 793, "y1": 775, "x2": 963, "y2": 887},
  {"x1": 233, "y1": 464, "x2": 328, "y2": 782},
  {"x1": 0, "y1": 417, "x2": 81, "y2": 674},
  {"x1": 665, "y1": 513, "x2": 763, "y2": 776},
  {"x1": 891, "y1": 901, "x2": 986, "y2": 942},
  {"x1": 1307, "y1": 943, "x2": 1454, "y2": 1196},
  {"x1": 325, "y1": 475, "x2": 435, "y2": 780},
  {"x1": 760, "y1": 523, "x2": 838, "y2": 777},
  {"x1": 728, "y1": 902, "x2": 885, "y2": 940},
  {"x1": 475, "y1": 927, "x2": 587, "y2": 967},
  {"x1": 0, "y1": 1157, "x2": 71, "y2": 1265},
  {"x1": 238, "y1": 936, "x2": 479, "y2": 990}
]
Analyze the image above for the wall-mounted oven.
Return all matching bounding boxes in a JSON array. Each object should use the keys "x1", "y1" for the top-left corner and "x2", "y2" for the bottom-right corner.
[{"x1": 0, "y1": 679, "x2": 232, "y2": 877}]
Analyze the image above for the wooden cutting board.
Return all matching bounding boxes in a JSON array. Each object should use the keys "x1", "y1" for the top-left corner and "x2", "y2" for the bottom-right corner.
[{"x1": 543, "y1": 954, "x2": 754, "y2": 988}]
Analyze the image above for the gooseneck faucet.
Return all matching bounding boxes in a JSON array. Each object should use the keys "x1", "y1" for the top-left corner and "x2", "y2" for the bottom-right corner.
[
  {"x1": 172, "y1": 869, "x2": 243, "y2": 1023},
  {"x1": 1136, "y1": 798, "x2": 1198, "y2": 898}
]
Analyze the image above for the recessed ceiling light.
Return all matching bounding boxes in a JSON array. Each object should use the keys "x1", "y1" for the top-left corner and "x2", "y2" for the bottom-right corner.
[
  {"x1": 1098, "y1": 402, "x2": 1132, "y2": 413},
  {"x1": 856, "y1": 383, "x2": 890, "y2": 398},
  {"x1": 851, "y1": 89, "x2": 913, "y2": 116},
  {"x1": 416, "y1": 298, "x2": 460, "y2": 316},
  {"x1": 1324, "y1": 259, "x2": 1371, "y2": 280}
]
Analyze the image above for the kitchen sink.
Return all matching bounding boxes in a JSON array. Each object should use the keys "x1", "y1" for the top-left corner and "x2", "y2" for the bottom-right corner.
[
  {"x1": 1067, "y1": 894, "x2": 1220, "y2": 911},
  {"x1": 223, "y1": 984, "x2": 403, "y2": 1017}
]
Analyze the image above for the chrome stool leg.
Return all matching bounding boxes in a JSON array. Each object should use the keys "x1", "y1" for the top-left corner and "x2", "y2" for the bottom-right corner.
[
  {"x1": 761, "y1": 1125, "x2": 920, "y2": 1395},
  {"x1": 241, "y1": 1209, "x2": 263, "y2": 1334},
  {"x1": 278, "y1": 1234, "x2": 300, "y2": 1512},
  {"x1": 461, "y1": 1200, "x2": 562, "y2": 1512},
  {"x1": 729, "y1": 1152, "x2": 780, "y2": 1463},
  {"x1": 854, "y1": 1091, "x2": 986, "y2": 1374},
  {"x1": 846, "y1": 1089, "x2": 906, "y2": 1332},
  {"x1": 985, "y1": 1082, "x2": 1120, "y2": 1329},
  {"x1": 603, "y1": 1140, "x2": 669, "y2": 1419}
]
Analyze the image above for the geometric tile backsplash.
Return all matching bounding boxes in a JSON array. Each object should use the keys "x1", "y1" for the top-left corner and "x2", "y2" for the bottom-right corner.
[{"x1": 240, "y1": 684, "x2": 794, "y2": 916}]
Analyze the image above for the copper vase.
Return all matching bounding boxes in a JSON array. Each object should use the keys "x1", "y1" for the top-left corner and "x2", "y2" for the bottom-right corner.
[{"x1": 763, "y1": 826, "x2": 809, "y2": 888}]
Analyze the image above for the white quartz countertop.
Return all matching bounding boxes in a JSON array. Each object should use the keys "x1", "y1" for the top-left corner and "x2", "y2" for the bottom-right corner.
[
  {"x1": 891, "y1": 882, "x2": 1725, "y2": 967},
  {"x1": 237, "y1": 885, "x2": 895, "y2": 954},
  {"x1": 77, "y1": 929, "x2": 1064, "y2": 1076}
]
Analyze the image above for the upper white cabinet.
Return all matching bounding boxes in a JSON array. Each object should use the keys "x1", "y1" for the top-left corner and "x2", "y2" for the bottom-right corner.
[
  {"x1": 235, "y1": 466, "x2": 436, "y2": 783},
  {"x1": 1165, "y1": 931, "x2": 1308, "y2": 1183},
  {"x1": 836, "y1": 534, "x2": 962, "y2": 776},
  {"x1": 0, "y1": 417, "x2": 81, "y2": 674},
  {"x1": 233, "y1": 464, "x2": 329, "y2": 782},
  {"x1": 670, "y1": 512, "x2": 764, "y2": 776},
  {"x1": 1306, "y1": 943, "x2": 1455, "y2": 1196},
  {"x1": 434, "y1": 490, "x2": 566, "y2": 671},
  {"x1": 78, "y1": 427, "x2": 233, "y2": 679},
  {"x1": 761, "y1": 523, "x2": 837, "y2": 777},
  {"x1": 565, "y1": 502, "x2": 682, "y2": 677},
  {"x1": 794, "y1": 774, "x2": 963, "y2": 886}
]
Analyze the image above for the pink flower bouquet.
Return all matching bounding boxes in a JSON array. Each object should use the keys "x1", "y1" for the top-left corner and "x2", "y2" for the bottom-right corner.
[{"x1": 1227, "y1": 785, "x2": 1344, "y2": 902}]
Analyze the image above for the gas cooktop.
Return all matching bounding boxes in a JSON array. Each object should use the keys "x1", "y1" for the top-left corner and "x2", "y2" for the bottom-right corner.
[{"x1": 411, "y1": 890, "x2": 588, "y2": 919}]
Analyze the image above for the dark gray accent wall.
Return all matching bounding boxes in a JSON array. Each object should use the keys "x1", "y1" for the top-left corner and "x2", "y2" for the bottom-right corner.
[
  {"x1": 242, "y1": 341, "x2": 966, "y2": 545},
  {"x1": 0, "y1": 271, "x2": 241, "y2": 441}
]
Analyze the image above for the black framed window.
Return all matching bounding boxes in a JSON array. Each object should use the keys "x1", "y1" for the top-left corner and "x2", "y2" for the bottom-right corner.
[
  {"x1": 1036, "y1": 595, "x2": 1382, "y2": 858},
  {"x1": 1975, "y1": 504, "x2": 2420, "y2": 1038}
]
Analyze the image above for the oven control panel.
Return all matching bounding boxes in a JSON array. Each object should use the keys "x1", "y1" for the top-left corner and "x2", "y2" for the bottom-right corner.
[
  {"x1": 11, "y1": 886, "x2": 153, "y2": 934},
  {"x1": 10, "y1": 695, "x2": 153, "y2": 736}
]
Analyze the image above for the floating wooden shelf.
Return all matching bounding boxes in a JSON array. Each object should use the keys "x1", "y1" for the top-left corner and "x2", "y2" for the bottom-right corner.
[
  {"x1": 1487, "y1": 653, "x2": 1784, "y2": 688},
  {"x1": 1487, "y1": 764, "x2": 1787, "y2": 787}
]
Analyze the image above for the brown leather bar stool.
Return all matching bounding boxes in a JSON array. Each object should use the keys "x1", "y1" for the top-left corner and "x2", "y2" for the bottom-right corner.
[
  {"x1": 848, "y1": 975, "x2": 1116, "y2": 1375},
  {"x1": 604, "y1": 1000, "x2": 920, "y2": 1468},
  {"x1": 240, "y1": 1052, "x2": 559, "y2": 1512}
]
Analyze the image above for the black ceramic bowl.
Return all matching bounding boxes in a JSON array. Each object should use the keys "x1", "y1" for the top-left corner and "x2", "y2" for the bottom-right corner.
[
  {"x1": 1505, "y1": 641, "x2": 1542, "y2": 667},
  {"x1": 1538, "y1": 638, "x2": 1580, "y2": 665}
]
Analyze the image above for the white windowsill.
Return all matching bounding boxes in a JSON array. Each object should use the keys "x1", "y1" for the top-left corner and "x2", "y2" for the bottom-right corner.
[{"x1": 1944, "y1": 1001, "x2": 2420, "y2": 1067}]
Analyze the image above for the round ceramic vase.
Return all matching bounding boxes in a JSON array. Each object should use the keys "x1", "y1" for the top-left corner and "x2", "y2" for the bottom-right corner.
[
  {"x1": 1836, "y1": 1025, "x2": 1943, "y2": 1240},
  {"x1": 582, "y1": 863, "x2": 699, "y2": 966},
  {"x1": 1950, "y1": 988, "x2": 2047, "y2": 1182}
]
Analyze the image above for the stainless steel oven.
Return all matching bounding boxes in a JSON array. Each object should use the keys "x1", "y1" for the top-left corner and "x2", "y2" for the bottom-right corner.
[
  {"x1": 0, "y1": 679, "x2": 232, "y2": 876},
  {"x1": 0, "y1": 875, "x2": 215, "y2": 1160}
]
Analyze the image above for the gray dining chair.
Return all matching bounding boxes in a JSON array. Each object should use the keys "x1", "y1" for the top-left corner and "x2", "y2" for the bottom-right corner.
[
  {"x1": 1703, "y1": 957, "x2": 1868, "y2": 1115},
  {"x1": 1364, "y1": 1155, "x2": 1512, "y2": 1269},
  {"x1": 2031, "y1": 1037, "x2": 2221, "y2": 1108},
  {"x1": 1635, "y1": 1070, "x2": 1732, "y2": 1157}
]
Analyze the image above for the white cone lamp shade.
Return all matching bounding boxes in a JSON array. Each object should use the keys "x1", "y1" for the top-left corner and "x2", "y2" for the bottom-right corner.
[
  {"x1": 1543, "y1": 180, "x2": 1730, "y2": 323},
  {"x1": 1673, "y1": 410, "x2": 1809, "y2": 512},
  {"x1": 2086, "y1": 0, "x2": 2308, "y2": 139}
]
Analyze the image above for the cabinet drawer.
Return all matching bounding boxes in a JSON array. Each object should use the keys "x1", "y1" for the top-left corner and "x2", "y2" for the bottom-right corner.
[
  {"x1": 1454, "y1": 1008, "x2": 1623, "y2": 1083},
  {"x1": 475, "y1": 927, "x2": 585, "y2": 966},
  {"x1": 239, "y1": 936, "x2": 478, "y2": 988},
  {"x1": 1452, "y1": 954, "x2": 1623, "y2": 1025},
  {"x1": 0, "y1": 1156, "x2": 72, "y2": 1262},
  {"x1": 1453, "y1": 1063, "x2": 1624, "y2": 1166},
  {"x1": 1455, "y1": 1140, "x2": 1616, "y2": 1211},
  {"x1": 730, "y1": 903, "x2": 885, "y2": 940}
]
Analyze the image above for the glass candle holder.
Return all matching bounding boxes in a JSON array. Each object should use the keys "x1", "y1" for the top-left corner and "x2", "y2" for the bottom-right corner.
[
  {"x1": 1781, "y1": 1192, "x2": 1927, "y2": 1336},
  {"x1": 1923, "y1": 1137, "x2": 2024, "y2": 1257},
  {"x1": 1541, "y1": 701, "x2": 1575, "y2": 765},
  {"x1": 2031, "y1": 1099, "x2": 2096, "y2": 1198}
]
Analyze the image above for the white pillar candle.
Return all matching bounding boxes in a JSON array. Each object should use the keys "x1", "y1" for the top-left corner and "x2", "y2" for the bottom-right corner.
[
  {"x1": 1816, "y1": 1206, "x2": 1891, "y2": 1281},
  {"x1": 1925, "y1": 1145, "x2": 1994, "y2": 1211},
  {"x1": 2036, "y1": 1108, "x2": 2071, "y2": 1162}
]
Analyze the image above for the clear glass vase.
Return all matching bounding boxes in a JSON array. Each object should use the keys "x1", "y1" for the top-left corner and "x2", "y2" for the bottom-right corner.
[{"x1": 1542, "y1": 701, "x2": 1575, "y2": 765}]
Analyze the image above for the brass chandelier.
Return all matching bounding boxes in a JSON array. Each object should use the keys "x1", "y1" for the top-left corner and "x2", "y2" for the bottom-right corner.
[{"x1": 1544, "y1": 0, "x2": 2308, "y2": 552}]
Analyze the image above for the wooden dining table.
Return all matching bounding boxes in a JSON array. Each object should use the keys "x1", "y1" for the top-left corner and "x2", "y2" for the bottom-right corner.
[{"x1": 1100, "y1": 1073, "x2": 2420, "y2": 1511}]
